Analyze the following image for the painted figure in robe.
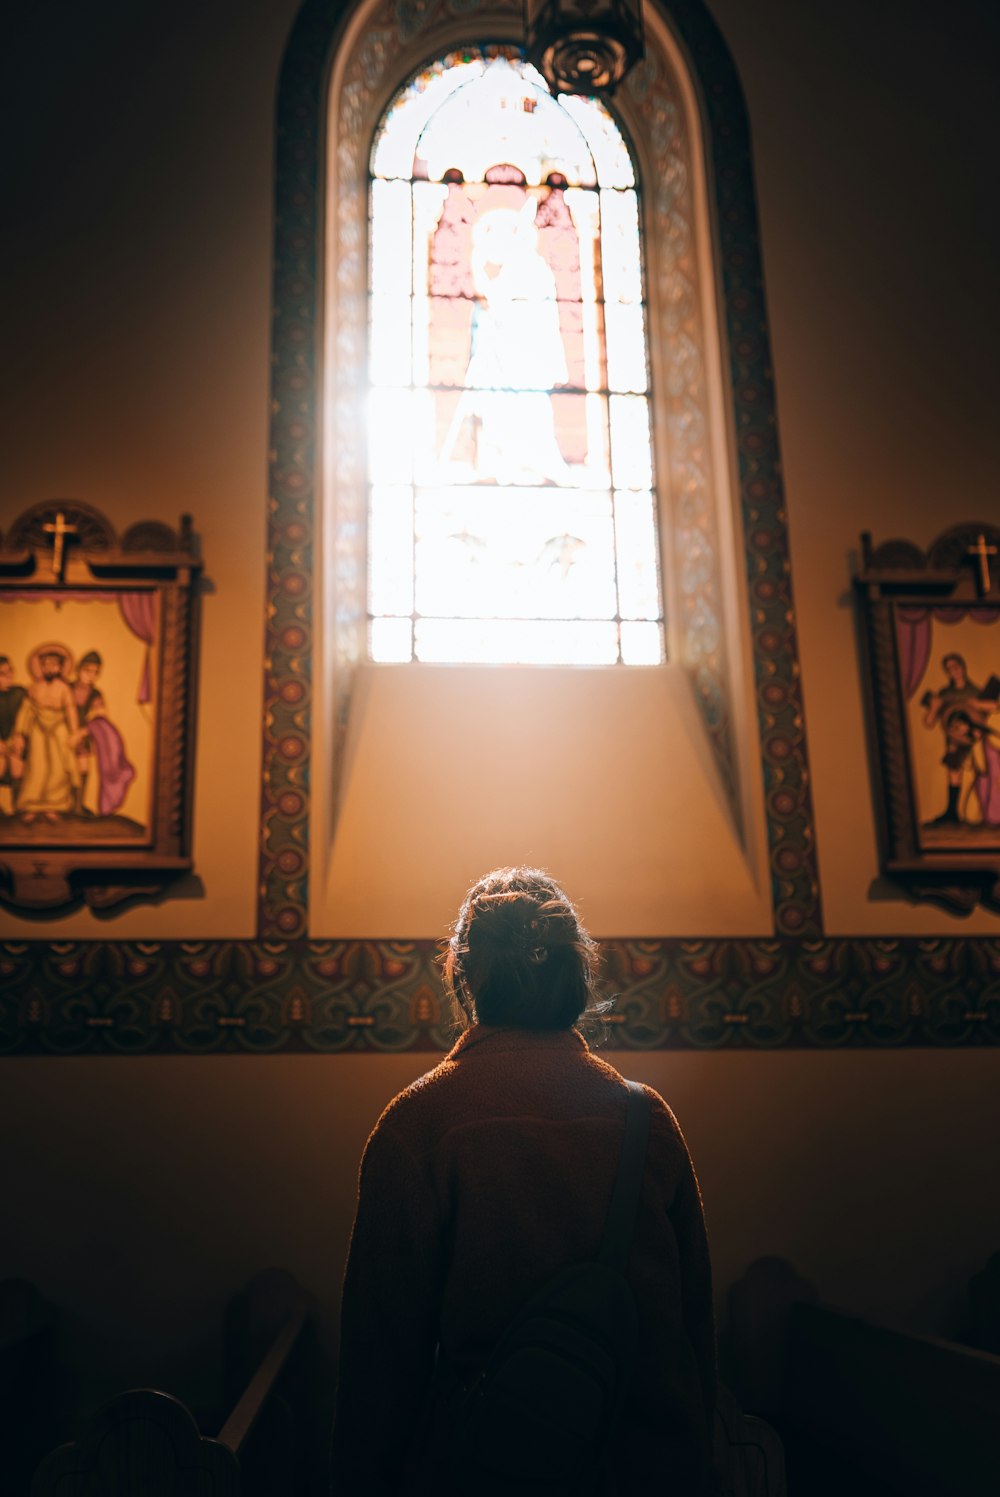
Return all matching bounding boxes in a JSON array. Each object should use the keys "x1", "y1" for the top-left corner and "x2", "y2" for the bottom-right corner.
[
  {"x1": 922, "y1": 652, "x2": 1000, "y2": 826},
  {"x1": 72, "y1": 651, "x2": 136, "y2": 816},
  {"x1": 0, "y1": 655, "x2": 28, "y2": 816},
  {"x1": 464, "y1": 195, "x2": 570, "y2": 485},
  {"x1": 11, "y1": 645, "x2": 82, "y2": 823}
]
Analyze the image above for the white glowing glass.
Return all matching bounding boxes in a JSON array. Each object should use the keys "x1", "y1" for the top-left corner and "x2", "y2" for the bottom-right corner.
[
  {"x1": 367, "y1": 390, "x2": 415, "y2": 485},
  {"x1": 600, "y1": 190, "x2": 642, "y2": 303},
  {"x1": 609, "y1": 395, "x2": 652, "y2": 489},
  {"x1": 412, "y1": 293, "x2": 431, "y2": 388},
  {"x1": 415, "y1": 617, "x2": 620, "y2": 664},
  {"x1": 614, "y1": 490, "x2": 660, "y2": 619},
  {"x1": 414, "y1": 487, "x2": 616, "y2": 619},
  {"x1": 414, "y1": 57, "x2": 597, "y2": 188},
  {"x1": 558, "y1": 95, "x2": 635, "y2": 188},
  {"x1": 371, "y1": 616, "x2": 414, "y2": 661},
  {"x1": 370, "y1": 179, "x2": 414, "y2": 290},
  {"x1": 620, "y1": 620, "x2": 664, "y2": 665},
  {"x1": 409, "y1": 390, "x2": 439, "y2": 485},
  {"x1": 368, "y1": 487, "x2": 414, "y2": 616},
  {"x1": 369, "y1": 295, "x2": 412, "y2": 387},
  {"x1": 604, "y1": 303, "x2": 648, "y2": 393},
  {"x1": 372, "y1": 56, "x2": 486, "y2": 179}
]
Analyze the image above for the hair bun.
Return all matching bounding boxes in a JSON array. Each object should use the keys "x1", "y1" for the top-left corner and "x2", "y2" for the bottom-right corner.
[{"x1": 445, "y1": 867, "x2": 599, "y2": 1030}]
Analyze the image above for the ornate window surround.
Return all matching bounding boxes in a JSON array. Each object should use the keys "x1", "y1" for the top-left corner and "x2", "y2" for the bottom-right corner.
[
  {"x1": 319, "y1": 1, "x2": 754, "y2": 851},
  {"x1": 260, "y1": 0, "x2": 822, "y2": 942}
]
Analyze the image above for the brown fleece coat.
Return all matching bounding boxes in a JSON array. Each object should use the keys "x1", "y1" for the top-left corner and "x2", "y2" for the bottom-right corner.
[{"x1": 330, "y1": 1025, "x2": 717, "y2": 1495}]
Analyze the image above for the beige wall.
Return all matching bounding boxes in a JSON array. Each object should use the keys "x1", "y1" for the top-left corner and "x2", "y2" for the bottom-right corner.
[
  {"x1": 1, "y1": 0, "x2": 998, "y2": 1421},
  {"x1": 733, "y1": 0, "x2": 1000, "y2": 933}
]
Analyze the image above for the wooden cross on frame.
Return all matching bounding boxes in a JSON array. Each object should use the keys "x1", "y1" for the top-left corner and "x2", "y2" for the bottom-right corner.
[
  {"x1": 42, "y1": 511, "x2": 77, "y2": 581},
  {"x1": 965, "y1": 532, "x2": 998, "y2": 595}
]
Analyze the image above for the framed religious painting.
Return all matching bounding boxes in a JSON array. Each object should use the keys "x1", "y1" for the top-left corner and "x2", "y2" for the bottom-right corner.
[
  {"x1": 856, "y1": 522, "x2": 1000, "y2": 913},
  {"x1": 0, "y1": 501, "x2": 200, "y2": 913}
]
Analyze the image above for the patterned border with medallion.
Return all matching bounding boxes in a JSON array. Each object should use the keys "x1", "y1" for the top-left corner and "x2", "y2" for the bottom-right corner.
[{"x1": 2, "y1": 938, "x2": 997, "y2": 1054}]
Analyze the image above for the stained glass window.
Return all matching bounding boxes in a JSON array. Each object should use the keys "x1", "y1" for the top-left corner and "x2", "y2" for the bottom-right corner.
[{"x1": 367, "y1": 47, "x2": 663, "y2": 665}]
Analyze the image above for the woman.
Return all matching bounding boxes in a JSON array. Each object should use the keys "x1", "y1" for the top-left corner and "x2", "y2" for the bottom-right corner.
[{"x1": 330, "y1": 868, "x2": 718, "y2": 1495}]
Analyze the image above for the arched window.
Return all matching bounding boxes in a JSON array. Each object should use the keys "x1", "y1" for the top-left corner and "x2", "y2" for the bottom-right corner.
[
  {"x1": 366, "y1": 48, "x2": 663, "y2": 667},
  {"x1": 318, "y1": 3, "x2": 748, "y2": 812},
  {"x1": 260, "y1": 0, "x2": 822, "y2": 943}
]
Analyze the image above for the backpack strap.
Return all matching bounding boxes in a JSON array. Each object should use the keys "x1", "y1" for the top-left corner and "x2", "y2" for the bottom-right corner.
[{"x1": 597, "y1": 1080, "x2": 651, "y2": 1273}]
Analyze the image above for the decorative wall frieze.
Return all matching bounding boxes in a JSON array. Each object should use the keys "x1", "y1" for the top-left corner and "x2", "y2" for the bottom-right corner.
[{"x1": 2, "y1": 937, "x2": 997, "y2": 1055}]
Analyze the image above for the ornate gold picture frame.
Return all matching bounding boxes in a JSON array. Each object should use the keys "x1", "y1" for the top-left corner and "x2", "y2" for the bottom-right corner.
[
  {"x1": 856, "y1": 523, "x2": 1000, "y2": 914},
  {"x1": 0, "y1": 502, "x2": 200, "y2": 913}
]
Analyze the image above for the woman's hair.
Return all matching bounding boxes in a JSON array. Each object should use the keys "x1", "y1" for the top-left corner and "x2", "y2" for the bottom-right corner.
[{"x1": 443, "y1": 867, "x2": 602, "y2": 1031}]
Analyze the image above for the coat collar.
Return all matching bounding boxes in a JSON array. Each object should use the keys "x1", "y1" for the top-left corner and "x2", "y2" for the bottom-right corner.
[{"x1": 446, "y1": 1024, "x2": 589, "y2": 1063}]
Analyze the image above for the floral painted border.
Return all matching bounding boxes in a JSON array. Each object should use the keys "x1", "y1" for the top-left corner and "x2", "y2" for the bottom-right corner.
[
  {"x1": 667, "y1": 0, "x2": 823, "y2": 935},
  {"x1": 3, "y1": 938, "x2": 997, "y2": 1054},
  {"x1": 259, "y1": 0, "x2": 822, "y2": 939}
]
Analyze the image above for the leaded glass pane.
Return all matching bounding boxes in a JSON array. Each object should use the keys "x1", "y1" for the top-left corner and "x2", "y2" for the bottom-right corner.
[
  {"x1": 370, "y1": 179, "x2": 413, "y2": 291},
  {"x1": 558, "y1": 94, "x2": 635, "y2": 188},
  {"x1": 412, "y1": 57, "x2": 597, "y2": 189},
  {"x1": 414, "y1": 487, "x2": 616, "y2": 620},
  {"x1": 415, "y1": 618, "x2": 620, "y2": 665},
  {"x1": 609, "y1": 394, "x2": 652, "y2": 489},
  {"x1": 614, "y1": 490, "x2": 661, "y2": 620},
  {"x1": 370, "y1": 617, "x2": 413, "y2": 662},
  {"x1": 368, "y1": 487, "x2": 414, "y2": 616},
  {"x1": 604, "y1": 303, "x2": 648, "y2": 394},
  {"x1": 600, "y1": 189, "x2": 642, "y2": 303},
  {"x1": 367, "y1": 390, "x2": 415, "y2": 485},
  {"x1": 369, "y1": 295, "x2": 412, "y2": 387},
  {"x1": 620, "y1": 620, "x2": 663, "y2": 665},
  {"x1": 372, "y1": 57, "x2": 485, "y2": 179},
  {"x1": 366, "y1": 48, "x2": 663, "y2": 665}
]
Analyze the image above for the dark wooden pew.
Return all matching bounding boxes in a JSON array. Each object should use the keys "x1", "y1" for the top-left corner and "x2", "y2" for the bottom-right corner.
[
  {"x1": 786, "y1": 1300, "x2": 1000, "y2": 1497},
  {"x1": 0, "y1": 1280, "x2": 58, "y2": 1496},
  {"x1": 728, "y1": 1256, "x2": 1000, "y2": 1497},
  {"x1": 30, "y1": 1271, "x2": 311, "y2": 1497},
  {"x1": 968, "y1": 1249, "x2": 1000, "y2": 1356}
]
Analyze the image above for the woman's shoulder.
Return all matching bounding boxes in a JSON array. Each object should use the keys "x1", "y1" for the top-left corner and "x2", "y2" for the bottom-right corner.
[
  {"x1": 365, "y1": 1052, "x2": 463, "y2": 1149},
  {"x1": 584, "y1": 1052, "x2": 695, "y2": 1156}
]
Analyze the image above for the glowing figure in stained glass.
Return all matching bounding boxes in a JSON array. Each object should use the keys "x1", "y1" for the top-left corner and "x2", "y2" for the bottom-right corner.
[
  {"x1": 366, "y1": 47, "x2": 663, "y2": 665},
  {"x1": 439, "y1": 197, "x2": 569, "y2": 485}
]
